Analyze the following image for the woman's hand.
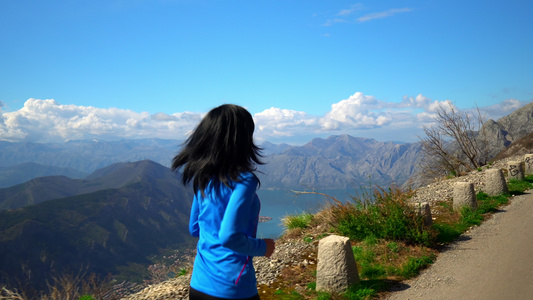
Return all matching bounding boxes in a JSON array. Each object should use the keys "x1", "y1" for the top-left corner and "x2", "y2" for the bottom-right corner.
[{"x1": 263, "y1": 239, "x2": 276, "y2": 258}]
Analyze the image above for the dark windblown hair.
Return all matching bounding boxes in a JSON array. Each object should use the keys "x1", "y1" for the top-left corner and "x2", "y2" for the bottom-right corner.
[{"x1": 171, "y1": 104, "x2": 263, "y2": 193}]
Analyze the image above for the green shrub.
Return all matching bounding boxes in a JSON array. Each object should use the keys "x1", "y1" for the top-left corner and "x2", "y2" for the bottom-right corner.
[
  {"x1": 283, "y1": 212, "x2": 314, "y2": 229},
  {"x1": 335, "y1": 187, "x2": 437, "y2": 247}
]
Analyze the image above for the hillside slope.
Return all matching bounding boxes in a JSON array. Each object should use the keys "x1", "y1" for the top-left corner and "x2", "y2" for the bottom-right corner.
[
  {"x1": 0, "y1": 162, "x2": 87, "y2": 188},
  {"x1": 0, "y1": 160, "x2": 195, "y2": 291},
  {"x1": 0, "y1": 160, "x2": 172, "y2": 210},
  {"x1": 0, "y1": 139, "x2": 179, "y2": 173}
]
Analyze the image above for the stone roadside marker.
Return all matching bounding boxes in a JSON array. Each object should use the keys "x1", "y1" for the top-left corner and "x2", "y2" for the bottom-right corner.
[
  {"x1": 507, "y1": 161, "x2": 525, "y2": 181},
  {"x1": 414, "y1": 202, "x2": 433, "y2": 226},
  {"x1": 453, "y1": 182, "x2": 477, "y2": 211},
  {"x1": 525, "y1": 154, "x2": 533, "y2": 175},
  {"x1": 482, "y1": 169, "x2": 509, "y2": 196},
  {"x1": 316, "y1": 235, "x2": 360, "y2": 294}
]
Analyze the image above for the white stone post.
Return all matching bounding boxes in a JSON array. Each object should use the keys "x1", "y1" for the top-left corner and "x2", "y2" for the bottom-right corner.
[
  {"x1": 414, "y1": 202, "x2": 433, "y2": 226},
  {"x1": 316, "y1": 235, "x2": 360, "y2": 294},
  {"x1": 482, "y1": 169, "x2": 509, "y2": 196},
  {"x1": 453, "y1": 182, "x2": 477, "y2": 211},
  {"x1": 507, "y1": 161, "x2": 525, "y2": 181},
  {"x1": 524, "y1": 154, "x2": 533, "y2": 176}
]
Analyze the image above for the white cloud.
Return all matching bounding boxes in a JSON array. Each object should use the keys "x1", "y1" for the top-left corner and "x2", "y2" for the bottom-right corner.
[
  {"x1": 0, "y1": 97, "x2": 528, "y2": 144},
  {"x1": 396, "y1": 94, "x2": 456, "y2": 124},
  {"x1": 319, "y1": 92, "x2": 391, "y2": 130},
  {"x1": 254, "y1": 92, "x2": 442, "y2": 141},
  {"x1": 0, "y1": 98, "x2": 202, "y2": 142},
  {"x1": 337, "y1": 3, "x2": 363, "y2": 16},
  {"x1": 323, "y1": 4, "x2": 363, "y2": 26},
  {"x1": 357, "y1": 8, "x2": 412, "y2": 23},
  {"x1": 322, "y1": 6, "x2": 413, "y2": 30},
  {"x1": 254, "y1": 93, "x2": 529, "y2": 143},
  {"x1": 323, "y1": 18, "x2": 349, "y2": 26},
  {"x1": 151, "y1": 112, "x2": 178, "y2": 121},
  {"x1": 253, "y1": 107, "x2": 319, "y2": 141},
  {"x1": 478, "y1": 98, "x2": 524, "y2": 120},
  {"x1": 416, "y1": 112, "x2": 437, "y2": 123}
]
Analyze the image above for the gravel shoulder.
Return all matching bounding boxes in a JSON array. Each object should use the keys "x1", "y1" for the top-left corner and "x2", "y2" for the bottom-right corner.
[{"x1": 386, "y1": 190, "x2": 533, "y2": 300}]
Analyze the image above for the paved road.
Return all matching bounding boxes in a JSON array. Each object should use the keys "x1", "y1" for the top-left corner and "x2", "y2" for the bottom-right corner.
[{"x1": 386, "y1": 190, "x2": 533, "y2": 300}]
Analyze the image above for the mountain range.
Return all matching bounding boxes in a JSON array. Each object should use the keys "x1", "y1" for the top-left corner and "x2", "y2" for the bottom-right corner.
[
  {"x1": 0, "y1": 136, "x2": 423, "y2": 190},
  {"x1": 258, "y1": 135, "x2": 422, "y2": 188},
  {"x1": 0, "y1": 160, "x2": 195, "y2": 289}
]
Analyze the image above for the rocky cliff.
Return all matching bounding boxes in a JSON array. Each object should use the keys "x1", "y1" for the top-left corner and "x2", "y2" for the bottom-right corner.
[{"x1": 482, "y1": 102, "x2": 533, "y2": 158}]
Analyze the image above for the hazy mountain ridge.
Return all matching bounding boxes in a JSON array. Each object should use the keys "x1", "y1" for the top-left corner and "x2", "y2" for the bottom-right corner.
[
  {"x1": 0, "y1": 160, "x2": 195, "y2": 290},
  {"x1": 259, "y1": 141, "x2": 292, "y2": 155},
  {"x1": 258, "y1": 135, "x2": 423, "y2": 189},
  {"x1": 0, "y1": 136, "x2": 424, "y2": 190},
  {"x1": 0, "y1": 162, "x2": 87, "y2": 188},
  {"x1": 0, "y1": 160, "x2": 179, "y2": 210},
  {"x1": 0, "y1": 138, "x2": 180, "y2": 173}
]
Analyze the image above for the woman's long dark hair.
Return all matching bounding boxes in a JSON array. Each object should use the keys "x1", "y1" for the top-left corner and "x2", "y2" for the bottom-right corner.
[{"x1": 171, "y1": 104, "x2": 263, "y2": 193}]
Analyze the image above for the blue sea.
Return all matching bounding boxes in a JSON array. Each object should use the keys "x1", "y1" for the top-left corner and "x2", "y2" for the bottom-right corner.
[{"x1": 256, "y1": 189, "x2": 359, "y2": 239}]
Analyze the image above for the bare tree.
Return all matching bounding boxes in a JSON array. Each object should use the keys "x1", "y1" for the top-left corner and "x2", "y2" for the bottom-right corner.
[{"x1": 418, "y1": 103, "x2": 489, "y2": 178}]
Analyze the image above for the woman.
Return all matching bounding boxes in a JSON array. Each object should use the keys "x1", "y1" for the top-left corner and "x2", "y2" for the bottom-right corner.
[{"x1": 172, "y1": 104, "x2": 275, "y2": 299}]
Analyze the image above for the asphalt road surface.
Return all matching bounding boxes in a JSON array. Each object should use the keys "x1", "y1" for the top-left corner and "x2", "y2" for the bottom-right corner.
[{"x1": 386, "y1": 190, "x2": 533, "y2": 300}]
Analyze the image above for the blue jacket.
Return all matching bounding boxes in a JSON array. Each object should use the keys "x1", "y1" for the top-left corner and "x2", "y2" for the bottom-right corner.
[{"x1": 189, "y1": 172, "x2": 266, "y2": 298}]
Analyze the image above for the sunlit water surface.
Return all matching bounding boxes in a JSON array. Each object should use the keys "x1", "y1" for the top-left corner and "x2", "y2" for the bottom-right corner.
[{"x1": 256, "y1": 189, "x2": 360, "y2": 239}]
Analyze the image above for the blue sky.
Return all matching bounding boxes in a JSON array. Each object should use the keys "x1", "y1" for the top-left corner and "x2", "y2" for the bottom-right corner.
[{"x1": 1, "y1": 0, "x2": 532, "y2": 144}]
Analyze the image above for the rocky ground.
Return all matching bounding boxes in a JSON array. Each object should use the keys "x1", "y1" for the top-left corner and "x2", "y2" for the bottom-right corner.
[
  {"x1": 122, "y1": 239, "x2": 318, "y2": 300},
  {"x1": 121, "y1": 154, "x2": 527, "y2": 300}
]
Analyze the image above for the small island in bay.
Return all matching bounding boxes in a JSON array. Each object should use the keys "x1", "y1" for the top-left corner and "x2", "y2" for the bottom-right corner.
[{"x1": 258, "y1": 216, "x2": 272, "y2": 223}]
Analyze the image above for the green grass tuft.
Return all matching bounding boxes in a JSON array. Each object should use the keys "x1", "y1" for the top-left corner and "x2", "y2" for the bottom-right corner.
[
  {"x1": 507, "y1": 175, "x2": 533, "y2": 194},
  {"x1": 283, "y1": 212, "x2": 314, "y2": 230},
  {"x1": 395, "y1": 255, "x2": 435, "y2": 278},
  {"x1": 343, "y1": 280, "x2": 386, "y2": 300}
]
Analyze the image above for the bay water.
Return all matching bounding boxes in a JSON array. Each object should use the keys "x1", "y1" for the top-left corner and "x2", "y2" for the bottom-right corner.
[{"x1": 256, "y1": 189, "x2": 360, "y2": 239}]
